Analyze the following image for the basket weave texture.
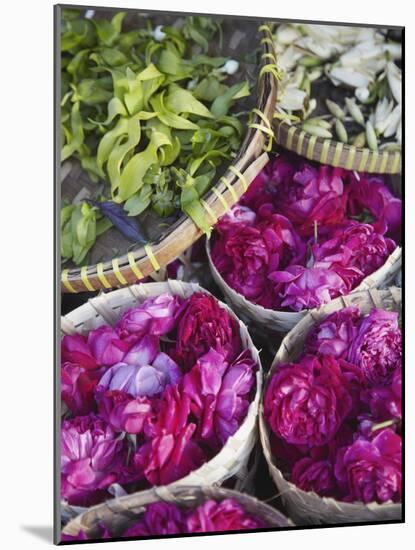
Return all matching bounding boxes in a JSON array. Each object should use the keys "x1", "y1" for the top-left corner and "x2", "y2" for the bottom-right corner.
[{"x1": 259, "y1": 286, "x2": 402, "y2": 525}]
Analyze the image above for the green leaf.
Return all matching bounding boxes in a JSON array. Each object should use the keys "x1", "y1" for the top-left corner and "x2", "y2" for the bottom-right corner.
[
  {"x1": 61, "y1": 101, "x2": 84, "y2": 161},
  {"x1": 96, "y1": 116, "x2": 129, "y2": 172},
  {"x1": 166, "y1": 85, "x2": 213, "y2": 118},
  {"x1": 150, "y1": 92, "x2": 199, "y2": 130},
  {"x1": 73, "y1": 79, "x2": 113, "y2": 105},
  {"x1": 107, "y1": 115, "x2": 142, "y2": 194},
  {"x1": 96, "y1": 217, "x2": 113, "y2": 236},
  {"x1": 124, "y1": 184, "x2": 153, "y2": 216},
  {"x1": 193, "y1": 77, "x2": 227, "y2": 102},
  {"x1": 180, "y1": 179, "x2": 212, "y2": 235},
  {"x1": 211, "y1": 81, "x2": 250, "y2": 117},
  {"x1": 93, "y1": 12, "x2": 126, "y2": 47}
]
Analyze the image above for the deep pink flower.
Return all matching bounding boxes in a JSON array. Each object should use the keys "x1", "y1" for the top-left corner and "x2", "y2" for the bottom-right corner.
[
  {"x1": 61, "y1": 362, "x2": 102, "y2": 415},
  {"x1": 361, "y1": 368, "x2": 402, "y2": 421},
  {"x1": 264, "y1": 154, "x2": 347, "y2": 236},
  {"x1": 345, "y1": 172, "x2": 402, "y2": 242},
  {"x1": 61, "y1": 414, "x2": 132, "y2": 506},
  {"x1": 269, "y1": 265, "x2": 348, "y2": 311},
  {"x1": 264, "y1": 355, "x2": 353, "y2": 447},
  {"x1": 291, "y1": 457, "x2": 337, "y2": 497},
  {"x1": 186, "y1": 498, "x2": 265, "y2": 532},
  {"x1": 87, "y1": 326, "x2": 130, "y2": 366},
  {"x1": 312, "y1": 221, "x2": 396, "y2": 289},
  {"x1": 134, "y1": 424, "x2": 206, "y2": 485},
  {"x1": 123, "y1": 503, "x2": 186, "y2": 537},
  {"x1": 183, "y1": 349, "x2": 255, "y2": 446},
  {"x1": 97, "y1": 335, "x2": 181, "y2": 397},
  {"x1": 334, "y1": 429, "x2": 402, "y2": 504},
  {"x1": 305, "y1": 307, "x2": 360, "y2": 359},
  {"x1": 216, "y1": 204, "x2": 257, "y2": 232},
  {"x1": 117, "y1": 294, "x2": 181, "y2": 339},
  {"x1": 61, "y1": 334, "x2": 97, "y2": 369},
  {"x1": 61, "y1": 524, "x2": 112, "y2": 542},
  {"x1": 97, "y1": 390, "x2": 152, "y2": 434},
  {"x1": 174, "y1": 293, "x2": 242, "y2": 370},
  {"x1": 348, "y1": 309, "x2": 402, "y2": 386},
  {"x1": 144, "y1": 384, "x2": 191, "y2": 438}
]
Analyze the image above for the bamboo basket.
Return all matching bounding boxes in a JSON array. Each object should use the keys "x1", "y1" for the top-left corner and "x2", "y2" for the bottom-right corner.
[
  {"x1": 60, "y1": 13, "x2": 278, "y2": 294},
  {"x1": 259, "y1": 286, "x2": 402, "y2": 525},
  {"x1": 61, "y1": 281, "x2": 263, "y2": 515},
  {"x1": 206, "y1": 172, "x2": 402, "y2": 342},
  {"x1": 62, "y1": 485, "x2": 293, "y2": 540}
]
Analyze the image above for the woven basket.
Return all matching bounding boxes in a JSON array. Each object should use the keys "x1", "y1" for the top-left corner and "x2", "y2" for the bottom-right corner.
[
  {"x1": 259, "y1": 286, "x2": 402, "y2": 525},
  {"x1": 61, "y1": 281, "x2": 263, "y2": 514},
  {"x1": 62, "y1": 485, "x2": 293, "y2": 540},
  {"x1": 206, "y1": 171, "x2": 402, "y2": 343},
  {"x1": 60, "y1": 14, "x2": 278, "y2": 294}
]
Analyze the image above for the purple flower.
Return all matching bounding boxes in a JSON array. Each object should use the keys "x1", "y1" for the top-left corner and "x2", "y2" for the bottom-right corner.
[
  {"x1": 134, "y1": 424, "x2": 206, "y2": 485},
  {"x1": 61, "y1": 362, "x2": 102, "y2": 415},
  {"x1": 182, "y1": 349, "x2": 255, "y2": 446},
  {"x1": 186, "y1": 499, "x2": 265, "y2": 532},
  {"x1": 97, "y1": 335, "x2": 181, "y2": 397},
  {"x1": 98, "y1": 390, "x2": 152, "y2": 434},
  {"x1": 61, "y1": 524, "x2": 111, "y2": 542},
  {"x1": 217, "y1": 204, "x2": 257, "y2": 231},
  {"x1": 348, "y1": 309, "x2": 402, "y2": 386},
  {"x1": 291, "y1": 457, "x2": 337, "y2": 497},
  {"x1": 117, "y1": 294, "x2": 181, "y2": 339},
  {"x1": 334, "y1": 429, "x2": 402, "y2": 504},
  {"x1": 61, "y1": 414, "x2": 132, "y2": 506},
  {"x1": 346, "y1": 172, "x2": 402, "y2": 242},
  {"x1": 123, "y1": 503, "x2": 186, "y2": 537},
  {"x1": 87, "y1": 326, "x2": 130, "y2": 366},
  {"x1": 269, "y1": 265, "x2": 348, "y2": 311},
  {"x1": 264, "y1": 355, "x2": 353, "y2": 447},
  {"x1": 144, "y1": 384, "x2": 191, "y2": 438},
  {"x1": 305, "y1": 307, "x2": 360, "y2": 359},
  {"x1": 173, "y1": 293, "x2": 242, "y2": 370},
  {"x1": 61, "y1": 334, "x2": 97, "y2": 369},
  {"x1": 361, "y1": 368, "x2": 402, "y2": 421}
]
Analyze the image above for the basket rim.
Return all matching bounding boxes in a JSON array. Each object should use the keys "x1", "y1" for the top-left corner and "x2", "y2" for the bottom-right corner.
[
  {"x1": 61, "y1": 21, "x2": 279, "y2": 294},
  {"x1": 258, "y1": 286, "x2": 402, "y2": 516},
  {"x1": 61, "y1": 281, "x2": 263, "y2": 509},
  {"x1": 273, "y1": 119, "x2": 402, "y2": 175}
]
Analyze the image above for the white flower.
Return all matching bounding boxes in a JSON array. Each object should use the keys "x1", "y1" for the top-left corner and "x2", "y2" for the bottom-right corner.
[{"x1": 152, "y1": 25, "x2": 166, "y2": 42}]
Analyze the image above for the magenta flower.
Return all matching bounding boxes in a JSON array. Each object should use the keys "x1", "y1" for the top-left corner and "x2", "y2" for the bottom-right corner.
[
  {"x1": 312, "y1": 221, "x2": 395, "y2": 289},
  {"x1": 264, "y1": 355, "x2": 353, "y2": 447},
  {"x1": 334, "y1": 429, "x2": 402, "y2": 504},
  {"x1": 61, "y1": 362, "x2": 102, "y2": 415},
  {"x1": 174, "y1": 293, "x2": 242, "y2": 370},
  {"x1": 345, "y1": 172, "x2": 402, "y2": 242},
  {"x1": 61, "y1": 334, "x2": 97, "y2": 370},
  {"x1": 217, "y1": 204, "x2": 257, "y2": 231},
  {"x1": 291, "y1": 457, "x2": 337, "y2": 497},
  {"x1": 186, "y1": 499, "x2": 265, "y2": 532},
  {"x1": 134, "y1": 424, "x2": 206, "y2": 485},
  {"x1": 87, "y1": 326, "x2": 130, "y2": 366},
  {"x1": 269, "y1": 265, "x2": 348, "y2": 311},
  {"x1": 98, "y1": 390, "x2": 152, "y2": 434},
  {"x1": 97, "y1": 335, "x2": 181, "y2": 397},
  {"x1": 123, "y1": 503, "x2": 186, "y2": 537},
  {"x1": 144, "y1": 384, "x2": 191, "y2": 438},
  {"x1": 305, "y1": 307, "x2": 360, "y2": 359},
  {"x1": 348, "y1": 309, "x2": 402, "y2": 386},
  {"x1": 182, "y1": 349, "x2": 255, "y2": 446},
  {"x1": 361, "y1": 367, "x2": 402, "y2": 421},
  {"x1": 61, "y1": 414, "x2": 132, "y2": 506},
  {"x1": 117, "y1": 294, "x2": 181, "y2": 339}
]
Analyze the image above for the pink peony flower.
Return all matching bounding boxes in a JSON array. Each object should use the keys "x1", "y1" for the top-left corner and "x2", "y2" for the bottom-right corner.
[
  {"x1": 97, "y1": 390, "x2": 152, "y2": 434},
  {"x1": 186, "y1": 498, "x2": 265, "y2": 532},
  {"x1": 264, "y1": 355, "x2": 353, "y2": 447},
  {"x1": 97, "y1": 335, "x2": 181, "y2": 397},
  {"x1": 291, "y1": 457, "x2": 337, "y2": 497},
  {"x1": 348, "y1": 309, "x2": 402, "y2": 386},
  {"x1": 182, "y1": 349, "x2": 255, "y2": 446},
  {"x1": 312, "y1": 221, "x2": 396, "y2": 289},
  {"x1": 334, "y1": 429, "x2": 402, "y2": 504},
  {"x1": 87, "y1": 326, "x2": 130, "y2": 366},
  {"x1": 134, "y1": 424, "x2": 206, "y2": 485},
  {"x1": 61, "y1": 414, "x2": 132, "y2": 506},
  {"x1": 117, "y1": 294, "x2": 181, "y2": 339},
  {"x1": 345, "y1": 172, "x2": 402, "y2": 242},
  {"x1": 61, "y1": 362, "x2": 102, "y2": 415},
  {"x1": 61, "y1": 334, "x2": 97, "y2": 369},
  {"x1": 269, "y1": 265, "x2": 348, "y2": 311},
  {"x1": 173, "y1": 293, "x2": 242, "y2": 370},
  {"x1": 305, "y1": 307, "x2": 360, "y2": 359},
  {"x1": 123, "y1": 503, "x2": 186, "y2": 537}
]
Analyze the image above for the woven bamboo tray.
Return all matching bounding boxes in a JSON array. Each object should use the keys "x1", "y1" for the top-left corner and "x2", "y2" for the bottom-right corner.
[
  {"x1": 62, "y1": 485, "x2": 293, "y2": 539},
  {"x1": 259, "y1": 286, "x2": 402, "y2": 525},
  {"x1": 60, "y1": 16, "x2": 278, "y2": 294},
  {"x1": 61, "y1": 281, "x2": 263, "y2": 515},
  {"x1": 206, "y1": 172, "x2": 402, "y2": 342}
]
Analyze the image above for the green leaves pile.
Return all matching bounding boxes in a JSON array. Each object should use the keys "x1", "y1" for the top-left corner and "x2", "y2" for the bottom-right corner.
[{"x1": 61, "y1": 10, "x2": 250, "y2": 265}]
